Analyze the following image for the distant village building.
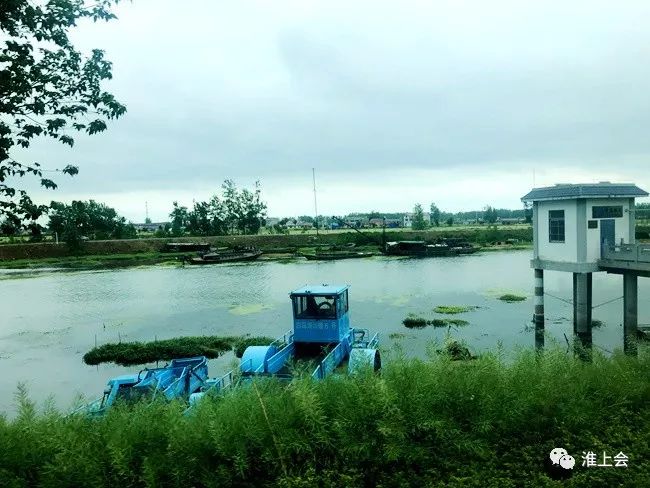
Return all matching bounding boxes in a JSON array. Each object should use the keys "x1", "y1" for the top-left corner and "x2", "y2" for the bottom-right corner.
[
  {"x1": 264, "y1": 217, "x2": 280, "y2": 227},
  {"x1": 134, "y1": 222, "x2": 168, "y2": 232},
  {"x1": 497, "y1": 217, "x2": 525, "y2": 225},
  {"x1": 403, "y1": 212, "x2": 431, "y2": 228}
]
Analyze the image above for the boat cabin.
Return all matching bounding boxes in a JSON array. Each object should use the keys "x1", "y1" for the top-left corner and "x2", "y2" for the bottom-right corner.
[{"x1": 290, "y1": 284, "x2": 350, "y2": 343}]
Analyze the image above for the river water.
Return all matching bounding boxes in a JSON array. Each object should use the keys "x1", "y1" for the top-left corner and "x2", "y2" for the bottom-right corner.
[{"x1": 1, "y1": 250, "x2": 648, "y2": 414}]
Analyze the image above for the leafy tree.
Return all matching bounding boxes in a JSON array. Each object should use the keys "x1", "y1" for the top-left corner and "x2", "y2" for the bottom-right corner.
[
  {"x1": 179, "y1": 181, "x2": 267, "y2": 237},
  {"x1": 186, "y1": 201, "x2": 210, "y2": 236},
  {"x1": 154, "y1": 223, "x2": 171, "y2": 238},
  {"x1": 237, "y1": 182, "x2": 267, "y2": 234},
  {"x1": 430, "y1": 203, "x2": 441, "y2": 227},
  {"x1": 411, "y1": 203, "x2": 428, "y2": 230},
  {"x1": 446, "y1": 216, "x2": 454, "y2": 226},
  {"x1": 169, "y1": 202, "x2": 188, "y2": 237},
  {"x1": 0, "y1": 218, "x2": 19, "y2": 236},
  {"x1": 144, "y1": 217, "x2": 152, "y2": 224},
  {"x1": 523, "y1": 201, "x2": 532, "y2": 224},
  {"x1": 48, "y1": 199, "x2": 134, "y2": 248},
  {"x1": 483, "y1": 206, "x2": 498, "y2": 224},
  {"x1": 221, "y1": 179, "x2": 242, "y2": 234},
  {"x1": 1, "y1": 1, "x2": 125, "y2": 230}
]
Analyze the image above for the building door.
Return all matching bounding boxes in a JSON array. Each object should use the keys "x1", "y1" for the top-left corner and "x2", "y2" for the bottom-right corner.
[{"x1": 600, "y1": 219, "x2": 615, "y2": 256}]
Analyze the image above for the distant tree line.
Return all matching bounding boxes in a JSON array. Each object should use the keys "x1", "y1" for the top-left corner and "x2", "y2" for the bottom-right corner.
[
  {"x1": 47, "y1": 200, "x2": 137, "y2": 248},
  {"x1": 159, "y1": 180, "x2": 267, "y2": 237}
]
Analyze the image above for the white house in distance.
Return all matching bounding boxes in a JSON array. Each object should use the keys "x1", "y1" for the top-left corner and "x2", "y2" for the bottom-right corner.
[
  {"x1": 403, "y1": 212, "x2": 431, "y2": 228},
  {"x1": 522, "y1": 182, "x2": 648, "y2": 273},
  {"x1": 521, "y1": 182, "x2": 649, "y2": 355}
]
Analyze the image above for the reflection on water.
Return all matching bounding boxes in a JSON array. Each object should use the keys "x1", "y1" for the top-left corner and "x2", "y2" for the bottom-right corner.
[{"x1": 1, "y1": 250, "x2": 648, "y2": 413}]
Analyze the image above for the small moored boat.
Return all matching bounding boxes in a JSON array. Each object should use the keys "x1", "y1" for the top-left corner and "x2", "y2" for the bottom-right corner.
[
  {"x1": 188, "y1": 249, "x2": 262, "y2": 265},
  {"x1": 301, "y1": 251, "x2": 374, "y2": 261}
]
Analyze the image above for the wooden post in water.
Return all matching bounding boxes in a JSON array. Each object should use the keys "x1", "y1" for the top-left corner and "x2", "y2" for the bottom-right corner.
[{"x1": 623, "y1": 273, "x2": 638, "y2": 356}]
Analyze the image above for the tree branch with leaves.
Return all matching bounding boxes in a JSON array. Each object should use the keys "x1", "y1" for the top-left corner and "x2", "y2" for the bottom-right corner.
[{"x1": 1, "y1": 0, "x2": 125, "y2": 230}]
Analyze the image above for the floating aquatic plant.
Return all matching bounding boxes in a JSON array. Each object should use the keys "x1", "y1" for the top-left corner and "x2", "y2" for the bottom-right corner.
[
  {"x1": 498, "y1": 294, "x2": 527, "y2": 303},
  {"x1": 83, "y1": 336, "x2": 238, "y2": 366},
  {"x1": 433, "y1": 305, "x2": 477, "y2": 314},
  {"x1": 402, "y1": 314, "x2": 428, "y2": 328},
  {"x1": 403, "y1": 315, "x2": 470, "y2": 328}
]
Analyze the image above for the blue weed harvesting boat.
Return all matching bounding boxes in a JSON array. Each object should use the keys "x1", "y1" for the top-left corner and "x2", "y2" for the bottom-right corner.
[
  {"x1": 189, "y1": 284, "x2": 381, "y2": 406},
  {"x1": 78, "y1": 356, "x2": 208, "y2": 415},
  {"x1": 79, "y1": 285, "x2": 379, "y2": 414}
]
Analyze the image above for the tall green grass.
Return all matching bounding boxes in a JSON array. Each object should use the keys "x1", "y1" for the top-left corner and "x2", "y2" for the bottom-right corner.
[{"x1": 1, "y1": 349, "x2": 649, "y2": 487}]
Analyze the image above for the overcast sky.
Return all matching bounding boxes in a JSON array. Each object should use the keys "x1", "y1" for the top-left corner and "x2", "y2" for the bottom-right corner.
[{"x1": 14, "y1": 0, "x2": 650, "y2": 221}]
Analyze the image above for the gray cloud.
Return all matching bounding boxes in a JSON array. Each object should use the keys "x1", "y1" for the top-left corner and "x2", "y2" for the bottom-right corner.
[{"x1": 11, "y1": 0, "x2": 650, "y2": 219}]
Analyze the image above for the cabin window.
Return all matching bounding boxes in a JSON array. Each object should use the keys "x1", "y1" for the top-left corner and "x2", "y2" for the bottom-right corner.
[
  {"x1": 293, "y1": 295, "x2": 337, "y2": 319},
  {"x1": 548, "y1": 210, "x2": 565, "y2": 243},
  {"x1": 592, "y1": 206, "x2": 623, "y2": 219},
  {"x1": 588, "y1": 220, "x2": 598, "y2": 229}
]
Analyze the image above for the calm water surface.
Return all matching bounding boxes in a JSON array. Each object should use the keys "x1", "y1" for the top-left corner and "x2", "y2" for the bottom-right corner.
[{"x1": 1, "y1": 250, "x2": 648, "y2": 413}]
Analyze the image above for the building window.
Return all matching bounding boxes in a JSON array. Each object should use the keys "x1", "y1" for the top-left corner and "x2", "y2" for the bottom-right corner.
[
  {"x1": 588, "y1": 220, "x2": 598, "y2": 229},
  {"x1": 592, "y1": 206, "x2": 623, "y2": 219},
  {"x1": 549, "y1": 210, "x2": 565, "y2": 243}
]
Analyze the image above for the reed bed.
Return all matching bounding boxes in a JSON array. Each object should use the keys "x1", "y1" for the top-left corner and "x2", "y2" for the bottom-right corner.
[{"x1": 2, "y1": 348, "x2": 649, "y2": 487}]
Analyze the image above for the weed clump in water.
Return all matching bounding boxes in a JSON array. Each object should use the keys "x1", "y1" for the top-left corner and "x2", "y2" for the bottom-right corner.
[
  {"x1": 433, "y1": 305, "x2": 477, "y2": 314},
  {"x1": 83, "y1": 336, "x2": 238, "y2": 366},
  {"x1": 438, "y1": 340, "x2": 476, "y2": 360},
  {"x1": 403, "y1": 314, "x2": 428, "y2": 328},
  {"x1": 498, "y1": 294, "x2": 527, "y2": 302},
  {"x1": 403, "y1": 315, "x2": 470, "y2": 328}
]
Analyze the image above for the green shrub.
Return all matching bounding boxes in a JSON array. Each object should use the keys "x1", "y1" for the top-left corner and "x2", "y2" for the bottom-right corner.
[{"x1": 2, "y1": 349, "x2": 649, "y2": 487}]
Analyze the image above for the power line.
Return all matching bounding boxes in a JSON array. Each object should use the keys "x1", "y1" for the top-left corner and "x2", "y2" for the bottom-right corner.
[{"x1": 592, "y1": 296, "x2": 623, "y2": 310}]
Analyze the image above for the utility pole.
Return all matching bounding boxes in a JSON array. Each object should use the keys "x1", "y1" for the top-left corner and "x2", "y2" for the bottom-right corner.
[
  {"x1": 312, "y1": 168, "x2": 319, "y2": 236},
  {"x1": 145, "y1": 201, "x2": 149, "y2": 222}
]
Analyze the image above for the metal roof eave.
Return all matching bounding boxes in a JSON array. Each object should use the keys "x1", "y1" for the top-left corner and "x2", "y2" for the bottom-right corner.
[{"x1": 521, "y1": 193, "x2": 647, "y2": 202}]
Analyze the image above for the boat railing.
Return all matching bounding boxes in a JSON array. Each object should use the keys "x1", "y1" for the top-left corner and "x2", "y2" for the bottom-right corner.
[
  {"x1": 266, "y1": 342, "x2": 295, "y2": 374},
  {"x1": 314, "y1": 340, "x2": 349, "y2": 380},
  {"x1": 352, "y1": 328, "x2": 378, "y2": 348},
  {"x1": 270, "y1": 330, "x2": 294, "y2": 348},
  {"x1": 240, "y1": 357, "x2": 254, "y2": 374}
]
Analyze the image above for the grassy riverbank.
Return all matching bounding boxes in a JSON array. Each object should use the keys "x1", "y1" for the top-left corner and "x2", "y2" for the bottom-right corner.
[
  {"x1": 1, "y1": 349, "x2": 648, "y2": 487},
  {"x1": 0, "y1": 252, "x2": 188, "y2": 270},
  {"x1": 0, "y1": 226, "x2": 533, "y2": 261},
  {"x1": 0, "y1": 234, "x2": 532, "y2": 271}
]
